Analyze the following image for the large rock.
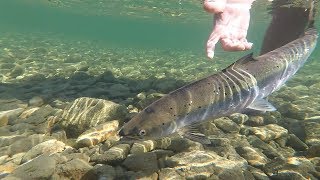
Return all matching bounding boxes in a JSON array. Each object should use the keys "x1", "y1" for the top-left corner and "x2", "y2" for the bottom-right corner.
[
  {"x1": 59, "y1": 97, "x2": 127, "y2": 137},
  {"x1": 21, "y1": 139, "x2": 66, "y2": 164},
  {"x1": 5, "y1": 154, "x2": 57, "y2": 179}
]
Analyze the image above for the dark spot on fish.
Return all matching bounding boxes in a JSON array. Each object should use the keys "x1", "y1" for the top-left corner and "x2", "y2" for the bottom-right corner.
[
  {"x1": 173, "y1": 114, "x2": 176, "y2": 117},
  {"x1": 198, "y1": 106, "x2": 201, "y2": 109},
  {"x1": 222, "y1": 69, "x2": 227, "y2": 73},
  {"x1": 225, "y1": 93, "x2": 227, "y2": 95},
  {"x1": 188, "y1": 103, "x2": 191, "y2": 106},
  {"x1": 145, "y1": 107, "x2": 154, "y2": 114},
  {"x1": 207, "y1": 83, "x2": 210, "y2": 85},
  {"x1": 162, "y1": 123, "x2": 165, "y2": 125},
  {"x1": 170, "y1": 107, "x2": 173, "y2": 110},
  {"x1": 232, "y1": 85, "x2": 235, "y2": 88},
  {"x1": 218, "y1": 87, "x2": 221, "y2": 90},
  {"x1": 276, "y1": 65, "x2": 279, "y2": 68}
]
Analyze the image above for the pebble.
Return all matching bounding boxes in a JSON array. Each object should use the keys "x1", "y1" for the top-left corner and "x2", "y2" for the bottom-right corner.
[
  {"x1": 247, "y1": 135, "x2": 281, "y2": 159},
  {"x1": 90, "y1": 144, "x2": 130, "y2": 164},
  {"x1": 22, "y1": 105, "x2": 55, "y2": 125},
  {"x1": 164, "y1": 150, "x2": 247, "y2": 179},
  {"x1": 0, "y1": 108, "x2": 24, "y2": 126},
  {"x1": 28, "y1": 96, "x2": 44, "y2": 107},
  {"x1": 91, "y1": 164, "x2": 116, "y2": 179},
  {"x1": 249, "y1": 124, "x2": 288, "y2": 142},
  {"x1": 235, "y1": 146, "x2": 269, "y2": 167},
  {"x1": 19, "y1": 107, "x2": 39, "y2": 119},
  {"x1": 286, "y1": 134, "x2": 308, "y2": 151},
  {"x1": 307, "y1": 144, "x2": 320, "y2": 158},
  {"x1": 158, "y1": 168, "x2": 184, "y2": 180},
  {"x1": 263, "y1": 157, "x2": 317, "y2": 180},
  {"x1": 122, "y1": 152, "x2": 158, "y2": 172},
  {"x1": 76, "y1": 120, "x2": 119, "y2": 148},
  {"x1": 304, "y1": 118, "x2": 320, "y2": 146},
  {"x1": 55, "y1": 158, "x2": 94, "y2": 179},
  {"x1": 248, "y1": 166, "x2": 269, "y2": 180},
  {"x1": 130, "y1": 140, "x2": 156, "y2": 154},
  {"x1": 214, "y1": 117, "x2": 240, "y2": 133},
  {"x1": 229, "y1": 113, "x2": 249, "y2": 125},
  {"x1": 9, "y1": 64, "x2": 24, "y2": 78}
]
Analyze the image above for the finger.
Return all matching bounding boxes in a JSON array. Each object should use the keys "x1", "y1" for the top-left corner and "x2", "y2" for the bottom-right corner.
[
  {"x1": 206, "y1": 30, "x2": 221, "y2": 59},
  {"x1": 203, "y1": 0, "x2": 227, "y2": 14}
]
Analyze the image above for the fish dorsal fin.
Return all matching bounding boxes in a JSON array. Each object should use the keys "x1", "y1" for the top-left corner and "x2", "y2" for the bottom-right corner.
[
  {"x1": 224, "y1": 53, "x2": 255, "y2": 70},
  {"x1": 247, "y1": 98, "x2": 277, "y2": 112},
  {"x1": 177, "y1": 124, "x2": 211, "y2": 145}
]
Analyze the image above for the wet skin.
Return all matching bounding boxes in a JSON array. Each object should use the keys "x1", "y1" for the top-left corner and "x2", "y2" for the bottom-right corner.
[{"x1": 203, "y1": 0, "x2": 271, "y2": 58}]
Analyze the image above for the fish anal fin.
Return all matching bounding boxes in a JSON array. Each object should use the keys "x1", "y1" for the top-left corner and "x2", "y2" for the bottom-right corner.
[{"x1": 247, "y1": 98, "x2": 277, "y2": 112}]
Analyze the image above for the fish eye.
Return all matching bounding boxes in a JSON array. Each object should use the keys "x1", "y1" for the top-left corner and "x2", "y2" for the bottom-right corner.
[{"x1": 139, "y1": 129, "x2": 146, "y2": 136}]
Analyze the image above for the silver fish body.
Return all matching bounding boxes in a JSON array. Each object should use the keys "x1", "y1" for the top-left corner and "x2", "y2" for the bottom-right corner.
[{"x1": 119, "y1": 28, "x2": 318, "y2": 140}]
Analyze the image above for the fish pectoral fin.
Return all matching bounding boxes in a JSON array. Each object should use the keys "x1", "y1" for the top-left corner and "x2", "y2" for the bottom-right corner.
[
  {"x1": 177, "y1": 125, "x2": 211, "y2": 145},
  {"x1": 247, "y1": 98, "x2": 277, "y2": 112}
]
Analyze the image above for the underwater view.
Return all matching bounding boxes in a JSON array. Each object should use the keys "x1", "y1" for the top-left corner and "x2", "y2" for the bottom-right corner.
[{"x1": 0, "y1": 0, "x2": 320, "y2": 179}]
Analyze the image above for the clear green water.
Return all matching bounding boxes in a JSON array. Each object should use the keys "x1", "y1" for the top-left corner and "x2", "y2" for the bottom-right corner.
[
  {"x1": 0, "y1": 0, "x2": 319, "y2": 88},
  {"x1": 0, "y1": 1, "x2": 320, "y2": 178}
]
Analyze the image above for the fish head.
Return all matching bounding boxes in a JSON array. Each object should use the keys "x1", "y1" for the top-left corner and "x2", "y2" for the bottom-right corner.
[{"x1": 119, "y1": 101, "x2": 176, "y2": 140}]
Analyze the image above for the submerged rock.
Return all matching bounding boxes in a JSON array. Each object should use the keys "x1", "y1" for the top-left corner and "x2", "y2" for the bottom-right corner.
[
  {"x1": 304, "y1": 118, "x2": 320, "y2": 146},
  {"x1": 76, "y1": 120, "x2": 119, "y2": 148},
  {"x1": 263, "y1": 157, "x2": 318, "y2": 180},
  {"x1": 130, "y1": 140, "x2": 156, "y2": 154},
  {"x1": 28, "y1": 96, "x2": 45, "y2": 107},
  {"x1": 214, "y1": 117, "x2": 240, "y2": 133},
  {"x1": 0, "y1": 108, "x2": 24, "y2": 126},
  {"x1": 249, "y1": 124, "x2": 288, "y2": 142},
  {"x1": 122, "y1": 152, "x2": 158, "y2": 172},
  {"x1": 90, "y1": 144, "x2": 130, "y2": 164},
  {"x1": 59, "y1": 97, "x2": 127, "y2": 137},
  {"x1": 162, "y1": 150, "x2": 248, "y2": 179},
  {"x1": 6, "y1": 154, "x2": 57, "y2": 179},
  {"x1": 21, "y1": 139, "x2": 66, "y2": 164},
  {"x1": 235, "y1": 146, "x2": 269, "y2": 167}
]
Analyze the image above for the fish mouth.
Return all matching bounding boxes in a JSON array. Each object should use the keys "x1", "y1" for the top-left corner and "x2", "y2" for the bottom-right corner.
[{"x1": 118, "y1": 129, "x2": 142, "y2": 141}]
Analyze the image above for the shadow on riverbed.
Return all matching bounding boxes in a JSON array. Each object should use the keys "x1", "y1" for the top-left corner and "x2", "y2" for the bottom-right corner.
[{"x1": 0, "y1": 70, "x2": 187, "y2": 108}]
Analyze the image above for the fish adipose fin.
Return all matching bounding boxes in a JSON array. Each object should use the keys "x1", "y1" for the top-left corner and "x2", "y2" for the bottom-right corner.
[
  {"x1": 247, "y1": 98, "x2": 277, "y2": 112},
  {"x1": 177, "y1": 124, "x2": 211, "y2": 145}
]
